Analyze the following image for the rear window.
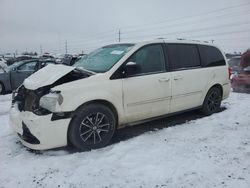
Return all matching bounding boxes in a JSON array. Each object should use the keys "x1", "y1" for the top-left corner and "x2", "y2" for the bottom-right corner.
[
  {"x1": 198, "y1": 45, "x2": 226, "y2": 67},
  {"x1": 167, "y1": 44, "x2": 200, "y2": 70},
  {"x1": 228, "y1": 58, "x2": 240, "y2": 67}
]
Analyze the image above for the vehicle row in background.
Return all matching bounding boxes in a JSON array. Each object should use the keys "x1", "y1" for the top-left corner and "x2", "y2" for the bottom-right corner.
[{"x1": 0, "y1": 53, "x2": 85, "y2": 66}]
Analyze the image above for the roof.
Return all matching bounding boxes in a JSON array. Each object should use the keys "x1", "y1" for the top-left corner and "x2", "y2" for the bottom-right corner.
[{"x1": 113, "y1": 38, "x2": 218, "y2": 47}]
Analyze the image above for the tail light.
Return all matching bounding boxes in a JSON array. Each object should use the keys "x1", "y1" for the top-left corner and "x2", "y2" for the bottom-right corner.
[{"x1": 228, "y1": 67, "x2": 232, "y2": 79}]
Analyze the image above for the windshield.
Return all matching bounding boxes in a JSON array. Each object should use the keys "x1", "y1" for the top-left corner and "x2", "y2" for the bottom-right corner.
[{"x1": 73, "y1": 44, "x2": 134, "y2": 73}]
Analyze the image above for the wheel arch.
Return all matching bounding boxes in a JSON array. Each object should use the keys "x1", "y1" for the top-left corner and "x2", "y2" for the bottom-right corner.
[
  {"x1": 203, "y1": 83, "x2": 223, "y2": 105},
  {"x1": 67, "y1": 99, "x2": 119, "y2": 144},
  {"x1": 209, "y1": 84, "x2": 223, "y2": 97}
]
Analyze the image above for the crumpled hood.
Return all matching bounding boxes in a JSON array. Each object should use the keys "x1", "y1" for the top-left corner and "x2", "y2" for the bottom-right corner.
[{"x1": 24, "y1": 64, "x2": 75, "y2": 90}]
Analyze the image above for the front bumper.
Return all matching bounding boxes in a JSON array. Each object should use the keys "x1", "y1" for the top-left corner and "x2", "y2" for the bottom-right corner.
[{"x1": 9, "y1": 104, "x2": 71, "y2": 150}]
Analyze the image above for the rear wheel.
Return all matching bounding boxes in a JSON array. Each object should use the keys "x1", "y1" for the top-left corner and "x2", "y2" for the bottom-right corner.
[
  {"x1": 201, "y1": 87, "x2": 222, "y2": 116},
  {"x1": 68, "y1": 103, "x2": 116, "y2": 151}
]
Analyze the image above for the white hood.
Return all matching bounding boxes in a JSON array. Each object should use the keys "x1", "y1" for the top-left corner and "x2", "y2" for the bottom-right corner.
[{"x1": 24, "y1": 64, "x2": 75, "y2": 90}]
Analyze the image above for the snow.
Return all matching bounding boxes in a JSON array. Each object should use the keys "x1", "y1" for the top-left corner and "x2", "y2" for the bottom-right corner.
[{"x1": 0, "y1": 93, "x2": 250, "y2": 188}]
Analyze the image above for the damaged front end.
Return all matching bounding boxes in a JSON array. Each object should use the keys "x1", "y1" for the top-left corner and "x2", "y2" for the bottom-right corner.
[
  {"x1": 10, "y1": 66, "x2": 93, "y2": 150},
  {"x1": 12, "y1": 67, "x2": 92, "y2": 116}
]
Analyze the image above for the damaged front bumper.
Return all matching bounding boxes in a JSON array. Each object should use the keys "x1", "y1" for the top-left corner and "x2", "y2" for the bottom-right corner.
[{"x1": 9, "y1": 104, "x2": 71, "y2": 150}]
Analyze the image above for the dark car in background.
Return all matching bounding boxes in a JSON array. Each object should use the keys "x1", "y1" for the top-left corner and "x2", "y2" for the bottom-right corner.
[
  {"x1": 0, "y1": 59, "x2": 56, "y2": 94},
  {"x1": 231, "y1": 50, "x2": 250, "y2": 93}
]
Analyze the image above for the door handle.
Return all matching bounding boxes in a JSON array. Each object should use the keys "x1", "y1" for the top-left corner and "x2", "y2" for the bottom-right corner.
[
  {"x1": 174, "y1": 76, "x2": 183, "y2": 80},
  {"x1": 158, "y1": 78, "x2": 170, "y2": 82}
]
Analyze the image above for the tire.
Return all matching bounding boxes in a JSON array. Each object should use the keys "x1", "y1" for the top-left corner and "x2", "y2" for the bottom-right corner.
[
  {"x1": 201, "y1": 87, "x2": 222, "y2": 116},
  {"x1": 0, "y1": 82, "x2": 5, "y2": 95},
  {"x1": 68, "y1": 103, "x2": 117, "y2": 151}
]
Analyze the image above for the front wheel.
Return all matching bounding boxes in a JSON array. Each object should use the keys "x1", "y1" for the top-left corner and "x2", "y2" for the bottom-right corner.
[
  {"x1": 201, "y1": 87, "x2": 222, "y2": 116},
  {"x1": 68, "y1": 104, "x2": 116, "y2": 151}
]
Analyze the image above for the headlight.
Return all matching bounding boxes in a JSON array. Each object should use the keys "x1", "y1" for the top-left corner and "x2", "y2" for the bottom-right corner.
[{"x1": 39, "y1": 91, "x2": 63, "y2": 112}]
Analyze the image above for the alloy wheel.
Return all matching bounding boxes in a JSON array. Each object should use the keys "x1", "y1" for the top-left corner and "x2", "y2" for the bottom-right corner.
[
  {"x1": 79, "y1": 112, "x2": 111, "y2": 145},
  {"x1": 207, "y1": 91, "x2": 221, "y2": 113}
]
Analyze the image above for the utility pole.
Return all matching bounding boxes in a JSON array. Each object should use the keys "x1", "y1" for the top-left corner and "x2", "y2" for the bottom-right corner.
[
  {"x1": 65, "y1": 40, "x2": 68, "y2": 54},
  {"x1": 40, "y1": 45, "x2": 43, "y2": 55},
  {"x1": 118, "y1": 29, "x2": 121, "y2": 42}
]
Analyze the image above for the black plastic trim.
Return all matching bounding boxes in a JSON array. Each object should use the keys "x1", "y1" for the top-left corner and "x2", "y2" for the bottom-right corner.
[
  {"x1": 19, "y1": 122, "x2": 40, "y2": 144},
  {"x1": 51, "y1": 112, "x2": 72, "y2": 121}
]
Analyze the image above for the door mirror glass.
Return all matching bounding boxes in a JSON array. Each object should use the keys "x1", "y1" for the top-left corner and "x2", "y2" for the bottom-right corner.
[{"x1": 124, "y1": 62, "x2": 139, "y2": 76}]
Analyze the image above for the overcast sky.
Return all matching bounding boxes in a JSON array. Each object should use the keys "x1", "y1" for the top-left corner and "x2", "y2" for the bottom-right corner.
[{"x1": 0, "y1": 0, "x2": 249, "y2": 54}]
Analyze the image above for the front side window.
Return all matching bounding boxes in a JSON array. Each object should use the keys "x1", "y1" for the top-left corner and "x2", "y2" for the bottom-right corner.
[
  {"x1": 18, "y1": 61, "x2": 37, "y2": 71},
  {"x1": 74, "y1": 44, "x2": 134, "y2": 73},
  {"x1": 127, "y1": 44, "x2": 165, "y2": 75},
  {"x1": 198, "y1": 45, "x2": 226, "y2": 67},
  {"x1": 167, "y1": 44, "x2": 200, "y2": 70}
]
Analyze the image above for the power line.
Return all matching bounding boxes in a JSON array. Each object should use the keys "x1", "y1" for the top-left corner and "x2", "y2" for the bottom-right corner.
[
  {"x1": 65, "y1": 40, "x2": 68, "y2": 54},
  {"x1": 122, "y1": 9, "x2": 250, "y2": 35},
  {"x1": 122, "y1": 21, "x2": 250, "y2": 40},
  {"x1": 58, "y1": 2, "x2": 250, "y2": 46},
  {"x1": 36, "y1": 2, "x2": 250, "y2": 54},
  {"x1": 118, "y1": 29, "x2": 121, "y2": 42},
  {"x1": 62, "y1": 18, "x2": 250, "y2": 50},
  {"x1": 119, "y1": 2, "x2": 250, "y2": 31},
  {"x1": 183, "y1": 29, "x2": 250, "y2": 39}
]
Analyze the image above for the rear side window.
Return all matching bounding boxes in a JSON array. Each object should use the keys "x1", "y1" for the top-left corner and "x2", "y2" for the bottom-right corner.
[
  {"x1": 198, "y1": 45, "x2": 226, "y2": 67},
  {"x1": 167, "y1": 44, "x2": 200, "y2": 70}
]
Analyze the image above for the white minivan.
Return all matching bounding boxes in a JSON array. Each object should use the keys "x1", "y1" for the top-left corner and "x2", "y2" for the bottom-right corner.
[{"x1": 10, "y1": 39, "x2": 231, "y2": 151}]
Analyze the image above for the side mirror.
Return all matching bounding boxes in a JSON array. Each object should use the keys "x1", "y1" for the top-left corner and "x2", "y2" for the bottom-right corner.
[
  {"x1": 124, "y1": 62, "x2": 139, "y2": 76},
  {"x1": 12, "y1": 67, "x2": 17, "y2": 71}
]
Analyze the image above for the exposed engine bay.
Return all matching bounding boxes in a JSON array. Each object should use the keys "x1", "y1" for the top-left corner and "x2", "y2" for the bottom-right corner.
[{"x1": 12, "y1": 68, "x2": 92, "y2": 115}]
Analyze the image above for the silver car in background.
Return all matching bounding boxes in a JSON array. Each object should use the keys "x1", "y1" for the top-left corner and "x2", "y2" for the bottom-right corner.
[{"x1": 0, "y1": 59, "x2": 56, "y2": 94}]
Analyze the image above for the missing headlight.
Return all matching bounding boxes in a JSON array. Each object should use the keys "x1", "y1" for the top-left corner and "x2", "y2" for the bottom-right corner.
[{"x1": 39, "y1": 91, "x2": 63, "y2": 112}]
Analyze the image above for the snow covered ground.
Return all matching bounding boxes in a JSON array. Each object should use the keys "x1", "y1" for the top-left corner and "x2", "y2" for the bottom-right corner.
[{"x1": 0, "y1": 92, "x2": 250, "y2": 188}]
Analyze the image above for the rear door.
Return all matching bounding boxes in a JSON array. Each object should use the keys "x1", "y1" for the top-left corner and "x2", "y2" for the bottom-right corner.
[
  {"x1": 122, "y1": 44, "x2": 172, "y2": 122},
  {"x1": 10, "y1": 60, "x2": 38, "y2": 89},
  {"x1": 166, "y1": 44, "x2": 210, "y2": 112}
]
